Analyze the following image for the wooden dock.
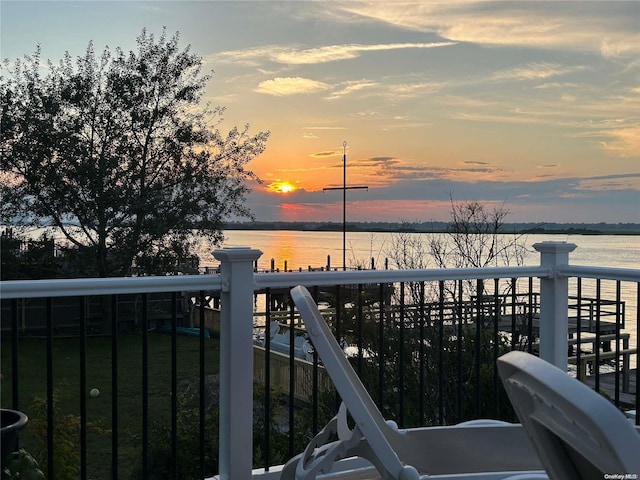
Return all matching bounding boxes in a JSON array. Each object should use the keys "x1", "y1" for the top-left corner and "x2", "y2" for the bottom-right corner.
[
  {"x1": 583, "y1": 369, "x2": 637, "y2": 407},
  {"x1": 497, "y1": 315, "x2": 621, "y2": 338}
]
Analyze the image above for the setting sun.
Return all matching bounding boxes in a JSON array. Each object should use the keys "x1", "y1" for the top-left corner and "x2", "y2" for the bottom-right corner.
[{"x1": 268, "y1": 181, "x2": 297, "y2": 194}]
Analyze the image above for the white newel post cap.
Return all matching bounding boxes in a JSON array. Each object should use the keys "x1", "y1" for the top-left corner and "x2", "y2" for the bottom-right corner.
[
  {"x1": 533, "y1": 241, "x2": 577, "y2": 268},
  {"x1": 532, "y1": 241, "x2": 577, "y2": 254},
  {"x1": 212, "y1": 246, "x2": 263, "y2": 263}
]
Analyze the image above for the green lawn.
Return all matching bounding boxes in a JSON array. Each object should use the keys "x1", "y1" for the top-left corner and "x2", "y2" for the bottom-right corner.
[{"x1": 1, "y1": 333, "x2": 220, "y2": 479}]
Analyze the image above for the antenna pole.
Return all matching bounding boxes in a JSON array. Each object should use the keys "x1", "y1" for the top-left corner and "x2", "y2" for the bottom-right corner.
[
  {"x1": 342, "y1": 141, "x2": 347, "y2": 270},
  {"x1": 323, "y1": 141, "x2": 368, "y2": 271}
]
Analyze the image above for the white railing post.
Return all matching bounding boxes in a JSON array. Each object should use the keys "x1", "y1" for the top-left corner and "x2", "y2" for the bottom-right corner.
[
  {"x1": 213, "y1": 246, "x2": 262, "y2": 480},
  {"x1": 534, "y1": 241, "x2": 577, "y2": 370}
]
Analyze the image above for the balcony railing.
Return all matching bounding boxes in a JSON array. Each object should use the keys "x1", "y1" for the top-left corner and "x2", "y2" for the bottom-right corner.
[{"x1": 1, "y1": 241, "x2": 638, "y2": 479}]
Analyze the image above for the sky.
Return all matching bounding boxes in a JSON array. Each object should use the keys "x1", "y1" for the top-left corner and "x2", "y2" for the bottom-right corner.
[{"x1": 2, "y1": 1, "x2": 639, "y2": 224}]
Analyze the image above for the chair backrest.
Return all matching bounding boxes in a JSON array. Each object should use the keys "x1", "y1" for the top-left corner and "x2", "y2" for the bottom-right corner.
[
  {"x1": 497, "y1": 350, "x2": 640, "y2": 480},
  {"x1": 289, "y1": 285, "x2": 406, "y2": 478}
]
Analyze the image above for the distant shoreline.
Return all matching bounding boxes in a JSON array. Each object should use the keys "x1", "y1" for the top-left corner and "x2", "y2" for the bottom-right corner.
[{"x1": 223, "y1": 221, "x2": 640, "y2": 235}]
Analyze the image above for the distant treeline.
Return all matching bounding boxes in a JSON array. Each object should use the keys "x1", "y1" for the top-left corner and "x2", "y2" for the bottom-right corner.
[{"x1": 224, "y1": 221, "x2": 640, "y2": 235}]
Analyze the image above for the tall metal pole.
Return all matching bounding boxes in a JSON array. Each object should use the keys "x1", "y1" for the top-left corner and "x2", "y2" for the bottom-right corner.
[
  {"x1": 342, "y1": 141, "x2": 347, "y2": 271},
  {"x1": 323, "y1": 141, "x2": 367, "y2": 271}
]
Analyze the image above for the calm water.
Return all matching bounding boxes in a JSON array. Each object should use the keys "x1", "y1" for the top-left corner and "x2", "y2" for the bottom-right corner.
[{"x1": 207, "y1": 230, "x2": 640, "y2": 272}]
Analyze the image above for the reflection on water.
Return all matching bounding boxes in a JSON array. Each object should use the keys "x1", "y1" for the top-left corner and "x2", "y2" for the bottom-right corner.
[{"x1": 215, "y1": 231, "x2": 639, "y2": 272}]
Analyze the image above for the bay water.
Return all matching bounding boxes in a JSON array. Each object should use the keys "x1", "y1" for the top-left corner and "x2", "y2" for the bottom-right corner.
[
  {"x1": 210, "y1": 230, "x2": 639, "y2": 272},
  {"x1": 207, "y1": 230, "x2": 639, "y2": 345}
]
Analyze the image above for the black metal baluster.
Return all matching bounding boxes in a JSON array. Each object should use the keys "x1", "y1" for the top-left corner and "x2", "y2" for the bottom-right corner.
[
  {"x1": 80, "y1": 296, "x2": 87, "y2": 480},
  {"x1": 576, "y1": 280, "x2": 582, "y2": 380},
  {"x1": 419, "y1": 282, "x2": 426, "y2": 425},
  {"x1": 46, "y1": 297, "x2": 54, "y2": 479},
  {"x1": 595, "y1": 280, "x2": 601, "y2": 393},
  {"x1": 111, "y1": 295, "x2": 119, "y2": 480},
  {"x1": 527, "y1": 278, "x2": 534, "y2": 354},
  {"x1": 11, "y1": 299, "x2": 19, "y2": 410},
  {"x1": 510, "y1": 279, "x2": 516, "y2": 351},
  {"x1": 335, "y1": 285, "x2": 342, "y2": 411},
  {"x1": 399, "y1": 282, "x2": 405, "y2": 427},
  {"x1": 198, "y1": 291, "x2": 206, "y2": 479},
  {"x1": 475, "y1": 279, "x2": 483, "y2": 418},
  {"x1": 636, "y1": 283, "x2": 639, "y2": 426},
  {"x1": 456, "y1": 280, "x2": 463, "y2": 422},
  {"x1": 615, "y1": 281, "x2": 621, "y2": 406},
  {"x1": 493, "y1": 279, "x2": 499, "y2": 419},
  {"x1": 357, "y1": 284, "x2": 364, "y2": 375},
  {"x1": 378, "y1": 283, "x2": 385, "y2": 408},
  {"x1": 264, "y1": 288, "x2": 272, "y2": 469},
  {"x1": 171, "y1": 292, "x2": 178, "y2": 480},
  {"x1": 142, "y1": 294, "x2": 149, "y2": 480},
  {"x1": 438, "y1": 281, "x2": 444, "y2": 425}
]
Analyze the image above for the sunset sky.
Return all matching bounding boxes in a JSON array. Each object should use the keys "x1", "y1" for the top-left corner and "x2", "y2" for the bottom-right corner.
[{"x1": 2, "y1": 1, "x2": 639, "y2": 224}]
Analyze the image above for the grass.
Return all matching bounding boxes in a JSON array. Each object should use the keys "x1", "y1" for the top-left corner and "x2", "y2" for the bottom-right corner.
[{"x1": 1, "y1": 333, "x2": 220, "y2": 479}]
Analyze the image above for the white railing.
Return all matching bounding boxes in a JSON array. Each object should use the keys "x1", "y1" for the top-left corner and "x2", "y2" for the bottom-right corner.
[{"x1": 2, "y1": 241, "x2": 640, "y2": 480}]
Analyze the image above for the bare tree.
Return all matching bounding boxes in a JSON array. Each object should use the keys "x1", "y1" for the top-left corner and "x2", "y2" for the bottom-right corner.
[
  {"x1": 429, "y1": 195, "x2": 528, "y2": 271},
  {"x1": 374, "y1": 197, "x2": 530, "y2": 423}
]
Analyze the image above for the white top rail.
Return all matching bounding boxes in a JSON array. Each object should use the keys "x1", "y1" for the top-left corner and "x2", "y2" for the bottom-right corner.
[
  {"x1": 0, "y1": 274, "x2": 224, "y2": 299},
  {"x1": 559, "y1": 265, "x2": 640, "y2": 283},
  {"x1": 3, "y1": 264, "x2": 637, "y2": 301}
]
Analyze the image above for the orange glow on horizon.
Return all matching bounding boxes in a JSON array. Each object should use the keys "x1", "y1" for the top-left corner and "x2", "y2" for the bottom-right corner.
[{"x1": 276, "y1": 199, "x2": 455, "y2": 223}]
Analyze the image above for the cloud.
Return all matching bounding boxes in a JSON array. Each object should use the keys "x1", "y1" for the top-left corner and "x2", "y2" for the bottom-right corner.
[
  {"x1": 382, "y1": 81, "x2": 443, "y2": 98},
  {"x1": 254, "y1": 77, "x2": 330, "y2": 96},
  {"x1": 534, "y1": 82, "x2": 583, "y2": 90},
  {"x1": 325, "y1": 80, "x2": 379, "y2": 100},
  {"x1": 463, "y1": 161, "x2": 489, "y2": 166},
  {"x1": 600, "y1": 37, "x2": 640, "y2": 58},
  {"x1": 310, "y1": 151, "x2": 342, "y2": 158},
  {"x1": 303, "y1": 126, "x2": 348, "y2": 130},
  {"x1": 449, "y1": 112, "x2": 547, "y2": 125},
  {"x1": 490, "y1": 63, "x2": 587, "y2": 82},
  {"x1": 336, "y1": 2, "x2": 640, "y2": 60},
  {"x1": 598, "y1": 126, "x2": 640, "y2": 158},
  {"x1": 275, "y1": 42, "x2": 456, "y2": 64},
  {"x1": 215, "y1": 42, "x2": 456, "y2": 66},
  {"x1": 370, "y1": 156, "x2": 396, "y2": 163},
  {"x1": 336, "y1": 156, "x2": 505, "y2": 185}
]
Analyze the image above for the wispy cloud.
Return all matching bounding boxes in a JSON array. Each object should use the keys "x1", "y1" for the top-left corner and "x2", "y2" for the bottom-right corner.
[
  {"x1": 310, "y1": 151, "x2": 342, "y2": 158},
  {"x1": 254, "y1": 77, "x2": 329, "y2": 96},
  {"x1": 383, "y1": 81, "x2": 443, "y2": 98},
  {"x1": 490, "y1": 63, "x2": 587, "y2": 82},
  {"x1": 303, "y1": 126, "x2": 348, "y2": 130},
  {"x1": 598, "y1": 126, "x2": 640, "y2": 159},
  {"x1": 576, "y1": 173, "x2": 640, "y2": 191},
  {"x1": 463, "y1": 161, "x2": 490, "y2": 166},
  {"x1": 336, "y1": 2, "x2": 640, "y2": 60},
  {"x1": 337, "y1": 156, "x2": 506, "y2": 186},
  {"x1": 214, "y1": 42, "x2": 456, "y2": 66},
  {"x1": 534, "y1": 82, "x2": 584, "y2": 90},
  {"x1": 449, "y1": 112, "x2": 547, "y2": 125},
  {"x1": 325, "y1": 80, "x2": 379, "y2": 100}
]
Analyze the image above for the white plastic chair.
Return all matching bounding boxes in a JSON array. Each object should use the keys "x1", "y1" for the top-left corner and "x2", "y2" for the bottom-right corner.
[
  {"x1": 497, "y1": 350, "x2": 640, "y2": 480},
  {"x1": 282, "y1": 285, "x2": 545, "y2": 480}
]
